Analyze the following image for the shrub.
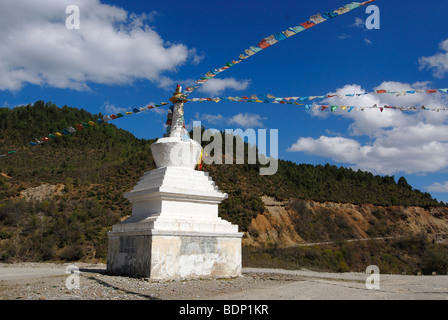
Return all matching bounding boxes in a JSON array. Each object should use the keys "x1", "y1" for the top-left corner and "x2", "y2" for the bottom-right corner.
[
  {"x1": 422, "y1": 245, "x2": 448, "y2": 275},
  {"x1": 59, "y1": 245, "x2": 84, "y2": 261}
]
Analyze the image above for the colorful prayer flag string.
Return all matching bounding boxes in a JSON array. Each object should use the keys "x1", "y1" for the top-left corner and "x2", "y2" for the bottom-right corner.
[
  {"x1": 305, "y1": 104, "x2": 448, "y2": 112},
  {"x1": 186, "y1": 88, "x2": 448, "y2": 105},
  {"x1": 189, "y1": 96, "x2": 448, "y2": 112},
  {"x1": 184, "y1": 0, "x2": 376, "y2": 96}
]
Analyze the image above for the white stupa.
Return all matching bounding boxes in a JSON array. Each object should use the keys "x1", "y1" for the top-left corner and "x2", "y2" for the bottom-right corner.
[{"x1": 107, "y1": 85, "x2": 243, "y2": 279}]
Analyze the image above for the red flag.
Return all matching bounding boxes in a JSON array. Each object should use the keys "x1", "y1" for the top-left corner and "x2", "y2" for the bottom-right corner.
[
  {"x1": 258, "y1": 39, "x2": 271, "y2": 49},
  {"x1": 300, "y1": 21, "x2": 316, "y2": 29}
]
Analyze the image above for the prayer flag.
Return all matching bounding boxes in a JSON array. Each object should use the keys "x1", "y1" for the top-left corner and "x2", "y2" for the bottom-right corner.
[
  {"x1": 321, "y1": 12, "x2": 339, "y2": 19},
  {"x1": 300, "y1": 21, "x2": 316, "y2": 29},
  {"x1": 245, "y1": 49, "x2": 256, "y2": 56},
  {"x1": 274, "y1": 32, "x2": 287, "y2": 41},
  {"x1": 345, "y1": 2, "x2": 361, "y2": 10},
  {"x1": 289, "y1": 26, "x2": 305, "y2": 33},
  {"x1": 310, "y1": 13, "x2": 326, "y2": 24},
  {"x1": 282, "y1": 30, "x2": 296, "y2": 37},
  {"x1": 249, "y1": 46, "x2": 262, "y2": 53},
  {"x1": 334, "y1": 7, "x2": 350, "y2": 15}
]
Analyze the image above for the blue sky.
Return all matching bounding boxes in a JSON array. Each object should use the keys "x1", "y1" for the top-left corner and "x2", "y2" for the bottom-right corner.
[{"x1": 2, "y1": 0, "x2": 448, "y2": 202}]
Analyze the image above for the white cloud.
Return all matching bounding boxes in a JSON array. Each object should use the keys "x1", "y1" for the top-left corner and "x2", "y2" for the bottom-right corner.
[
  {"x1": 351, "y1": 17, "x2": 365, "y2": 28},
  {"x1": 0, "y1": 0, "x2": 201, "y2": 91},
  {"x1": 338, "y1": 33, "x2": 352, "y2": 40},
  {"x1": 321, "y1": 82, "x2": 448, "y2": 137},
  {"x1": 228, "y1": 113, "x2": 266, "y2": 128},
  {"x1": 288, "y1": 136, "x2": 363, "y2": 164},
  {"x1": 288, "y1": 81, "x2": 448, "y2": 175},
  {"x1": 419, "y1": 38, "x2": 448, "y2": 78},
  {"x1": 149, "y1": 105, "x2": 168, "y2": 116},
  {"x1": 102, "y1": 102, "x2": 126, "y2": 115},
  {"x1": 189, "y1": 49, "x2": 205, "y2": 65},
  {"x1": 364, "y1": 38, "x2": 372, "y2": 44},
  {"x1": 196, "y1": 112, "x2": 266, "y2": 128},
  {"x1": 427, "y1": 181, "x2": 448, "y2": 193},
  {"x1": 199, "y1": 77, "x2": 250, "y2": 95},
  {"x1": 194, "y1": 112, "x2": 224, "y2": 125},
  {"x1": 289, "y1": 134, "x2": 448, "y2": 175}
]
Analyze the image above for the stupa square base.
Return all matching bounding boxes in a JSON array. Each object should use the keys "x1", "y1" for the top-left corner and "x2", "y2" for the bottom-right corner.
[{"x1": 107, "y1": 229, "x2": 242, "y2": 280}]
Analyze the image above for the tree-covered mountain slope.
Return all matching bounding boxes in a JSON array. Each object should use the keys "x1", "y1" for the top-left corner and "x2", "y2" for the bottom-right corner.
[{"x1": 0, "y1": 101, "x2": 445, "y2": 263}]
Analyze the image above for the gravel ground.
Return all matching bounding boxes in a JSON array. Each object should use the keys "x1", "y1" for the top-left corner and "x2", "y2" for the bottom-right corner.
[
  {"x1": 0, "y1": 263, "x2": 303, "y2": 300},
  {"x1": 0, "y1": 263, "x2": 447, "y2": 300}
]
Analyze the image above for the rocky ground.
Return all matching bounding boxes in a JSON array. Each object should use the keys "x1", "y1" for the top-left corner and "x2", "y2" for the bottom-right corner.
[
  {"x1": 0, "y1": 263, "x2": 303, "y2": 300},
  {"x1": 0, "y1": 263, "x2": 447, "y2": 300}
]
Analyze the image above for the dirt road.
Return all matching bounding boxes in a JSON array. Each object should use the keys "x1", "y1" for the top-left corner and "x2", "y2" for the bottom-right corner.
[{"x1": 0, "y1": 263, "x2": 447, "y2": 300}]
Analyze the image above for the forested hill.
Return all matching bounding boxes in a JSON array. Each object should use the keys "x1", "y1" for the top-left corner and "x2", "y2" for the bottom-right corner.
[{"x1": 0, "y1": 101, "x2": 444, "y2": 261}]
